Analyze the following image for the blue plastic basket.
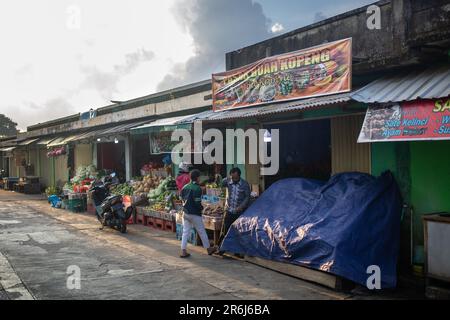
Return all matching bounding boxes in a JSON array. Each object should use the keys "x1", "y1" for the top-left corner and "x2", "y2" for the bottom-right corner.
[{"x1": 176, "y1": 223, "x2": 198, "y2": 245}]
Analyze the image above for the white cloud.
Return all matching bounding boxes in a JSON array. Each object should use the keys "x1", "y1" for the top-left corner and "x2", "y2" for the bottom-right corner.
[
  {"x1": 0, "y1": 0, "x2": 195, "y2": 130},
  {"x1": 271, "y1": 22, "x2": 284, "y2": 33},
  {"x1": 157, "y1": 0, "x2": 271, "y2": 91}
]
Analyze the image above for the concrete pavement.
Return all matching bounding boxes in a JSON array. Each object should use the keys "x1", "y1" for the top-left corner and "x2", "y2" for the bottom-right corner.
[{"x1": 0, "y1": 190, "x2": 415, "y2": 300}]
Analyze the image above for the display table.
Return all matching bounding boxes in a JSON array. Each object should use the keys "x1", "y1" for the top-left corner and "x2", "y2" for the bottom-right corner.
[
  {"x1": 4, "y1": 177, "x2": 19, "y2": 191},
  {"x1": 202, "y1": 215, "x2": 223, "y2": 246},
  {"x1": 12, "y1": 177, "x2": 41, "y2": 194},
  {"x1": 423, "y1": 214, "x2": 450, "y2": 283}
]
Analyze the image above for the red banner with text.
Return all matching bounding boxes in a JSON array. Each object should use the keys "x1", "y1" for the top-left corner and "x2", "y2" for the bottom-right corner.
[{"x1": 358, "y1": 97, "x2": 450, "y2": 142}]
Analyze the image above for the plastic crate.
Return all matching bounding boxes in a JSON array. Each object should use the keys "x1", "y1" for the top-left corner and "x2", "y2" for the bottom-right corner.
[
  {"x1": 68, "y1": 198, "x2": 87, "y2": 213},
  {"x1": 126, "y1": 215, "x2": 134, "y2": 225},
  {"x1": 175, "y1": 223, "x2": 198, "y2": 245},
  {"x1": 61, "y1": 199, "x2": 69, "y2": 210},
  {"x1": 146, "y1": 216, "x2": 156, "y2": 228},
  {"x1": 164, "y1": 220, "x2": 176, "y2": 233}
]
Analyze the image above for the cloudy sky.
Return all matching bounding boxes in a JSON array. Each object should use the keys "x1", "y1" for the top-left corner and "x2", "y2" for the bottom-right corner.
[{"x1": 0, "y1": 0, "x2": 374, "y2": 130}]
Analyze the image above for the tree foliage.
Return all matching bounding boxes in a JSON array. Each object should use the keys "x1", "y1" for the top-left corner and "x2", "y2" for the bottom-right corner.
[{"x1": 0, "y1": 114, "x2": 18, "y2": 137}]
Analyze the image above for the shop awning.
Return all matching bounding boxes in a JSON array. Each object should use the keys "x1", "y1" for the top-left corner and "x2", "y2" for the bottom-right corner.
[
  {"x1": 131, "y1": 115, "x2": 193, "y2": 134},
  {"x1": 351, "y1": 65, "x2": 450, "y2": 103},
  {"x1": 37, "y1": 137, "x2": 57, "y2": 145},
  {"x1": 70, "y1": 120, "x2": 151, "y2": 141},
  {"x1": 47, "y1": 137, "x2": 67, "y2": 147},
  {"x1": 17, "y1": 138, "x2": 40, "y2": 146},
  {"x1": 178, "y1": 92, "x2": 351, "y2": 123},
  {"x1": 0, "y1": 147, "x2": 15, "y2": 152}
]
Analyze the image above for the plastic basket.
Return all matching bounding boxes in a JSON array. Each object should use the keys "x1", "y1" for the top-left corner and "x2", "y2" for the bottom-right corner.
[
  {"x1": 68, "y1": 198, "x2": 87, "y2": 212},
  {"x1": 175, "y1": 223, "x2": 198, "y2": 245}
]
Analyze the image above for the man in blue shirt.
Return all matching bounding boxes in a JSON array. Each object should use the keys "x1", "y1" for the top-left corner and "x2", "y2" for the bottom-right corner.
[
  {"x1": 219, "y1": 167, "x2": 251, "y2": 254},
  {"x1": 180, "y1": 169, "x2": 218, "y2": 258}
]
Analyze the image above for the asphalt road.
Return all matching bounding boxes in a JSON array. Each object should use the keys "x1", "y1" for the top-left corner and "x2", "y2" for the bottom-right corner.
[{"x1": 0, "y1": 190, "x2": 412, "y2": 300}]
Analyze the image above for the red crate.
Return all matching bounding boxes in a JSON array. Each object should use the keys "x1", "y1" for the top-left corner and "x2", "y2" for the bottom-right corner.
[
  {"x1": 164, "y1": 220, "x2": 176, "y2": 233},
  {"x1": 154, "y1": 218, "x2": 164, "y2": 230},
  {"x1": 146, "y1": 217, "x2": 156, "y2": 228},
  {"x1": 126, "y1": 215, "x2": 134, "y2": 225},
  {"x1": 136, "y1": 213, "x2": 147, "y2": 225}
]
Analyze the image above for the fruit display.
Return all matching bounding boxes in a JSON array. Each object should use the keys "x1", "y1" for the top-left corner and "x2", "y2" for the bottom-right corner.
[
  {"x1": 72, "y1": 165, "x2": 98, "y2": 184},
  {"x1": 132, "y1": 175, "x2": 164, "y2": 197},
  {"x1": 148, "y1": 176, "x2": 178, "y2": 201},
  {"x1": 202, "y1": 203, "x2": 224, "y2": 217},
  {"x1": 111, "y1": 183, "x2": 134, "y2": 196},
  {"x1": 148, "y1": 202, "x2": 165, "y2": 212},
  {"x1": 140, "y1": 162, "x2": 163, "y2": 176},
  {"x1": 148, "y1": 191, "x2": 179, "y2": 212}
]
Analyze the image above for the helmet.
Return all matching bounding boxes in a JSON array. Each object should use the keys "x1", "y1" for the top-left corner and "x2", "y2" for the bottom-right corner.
[{"x1": 178, "y1": 162, "x2": 191, "y2": 173}]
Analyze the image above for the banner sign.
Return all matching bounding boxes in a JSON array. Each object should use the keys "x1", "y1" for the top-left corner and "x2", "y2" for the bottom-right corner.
[
  {"x1": 149, "y1": 132, "x2": 177, "y2": 154},
  {"x1": 358, "y1": 97, "x2": 450, "y2": 142},
  {"x1": 212, "y1": 38, "x2": 352, "y2": 111}
]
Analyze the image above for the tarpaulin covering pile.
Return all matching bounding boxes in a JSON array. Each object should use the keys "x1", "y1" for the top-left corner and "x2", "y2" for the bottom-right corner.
[{"x1": 221, "y1": 171, "x2": 402, "y2": 288}]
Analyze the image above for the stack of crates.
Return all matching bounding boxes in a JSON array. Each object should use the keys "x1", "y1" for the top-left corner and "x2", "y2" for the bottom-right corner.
[
  {"x1": 68, "y1": 193, "x2": 87, "y2": 213},
  {"x1": 175, "y1": 224, "x2": 198, "y2": 245}
]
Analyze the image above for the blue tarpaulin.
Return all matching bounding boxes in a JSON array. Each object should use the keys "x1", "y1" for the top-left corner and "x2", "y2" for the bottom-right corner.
[{"x1": 221, "y1": 171, "x2": 402, "y2": 288}]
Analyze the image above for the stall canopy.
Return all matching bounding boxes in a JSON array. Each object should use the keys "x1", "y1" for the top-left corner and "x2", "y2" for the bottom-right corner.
[
  {"x1": 37, "y1": 119, "x2": 151, "y2": 146},
  {"x1": 353, "y1": 65, "x2": 450, "y2": 143},
  {"x1": 0, "y1": 147, "x2": 15, "y2": 152},
  {"x1": 131, "y1": 115, "x2": 193, "y2": 134}
]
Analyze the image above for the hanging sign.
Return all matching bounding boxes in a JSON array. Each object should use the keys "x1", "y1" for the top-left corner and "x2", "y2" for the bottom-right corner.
[
  {"x1": 149, "y1": 132, "x2": 178, "y2": 154},
  {"x1": 47, "y1": 146, "x2": 67, "y2": 157},
  {"x1": 358, "y1": 97, "x2": 450, "y2": 142},
  {"x1": 212, "y1": 38, "x2": 352, "y2": 111}
]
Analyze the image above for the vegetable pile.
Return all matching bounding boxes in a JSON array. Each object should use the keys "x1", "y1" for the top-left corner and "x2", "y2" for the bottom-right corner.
[
  {"x1": 131, "y1": 175, "x2": 164, "y2": 197},
  {"x1": 148, "y1": 177, "x2": 177, "y2": 202},
  {"x1": 110, "y1": 183, "x2": 134, "y2": 196},
  {"x1": 72, "y1": 165, "x2": 98, "y2": 184}
]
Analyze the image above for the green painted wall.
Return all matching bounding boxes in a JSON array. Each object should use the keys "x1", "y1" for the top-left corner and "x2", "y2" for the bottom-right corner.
[
  {"x1": 371, "y1": 140, "x2": 450, "y2": 265},
  {"x1": 410, "y1": 140, "x2": 450, "y2": 244}
]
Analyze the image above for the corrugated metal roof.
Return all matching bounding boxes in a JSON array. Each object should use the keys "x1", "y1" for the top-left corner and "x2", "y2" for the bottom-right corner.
[
  {"x1": 132, "y1": 115, "x2": 194, "y2": 131},
  {"x1": 351, "y1": 65, "x2": 450, "y2": 103},
  {"x1": 17, "y1": 138, "x2": 40, "y2": 146},
  {"x1": 178, "y1": 92, "x2": 351, "y2": 123},
  {"x1": 47, "y1": 137, "x2": 67, "y2": 147},
  {"x1": 36, "y1": 137, "x2": 56, "y2": 145}
]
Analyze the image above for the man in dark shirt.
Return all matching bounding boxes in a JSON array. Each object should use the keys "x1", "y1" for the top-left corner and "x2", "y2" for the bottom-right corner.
[
  {"x1": 180, "y1": 169, "x2": 218, "y2": 258},
  {"x1": 218, "y1": 167, "x2": 251, "y2": 254}
]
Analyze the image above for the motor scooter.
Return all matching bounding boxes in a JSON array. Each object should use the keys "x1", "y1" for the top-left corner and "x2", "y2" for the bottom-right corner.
[{"x1": 89, "y1": 173, "x2": 133, "y2": 233}]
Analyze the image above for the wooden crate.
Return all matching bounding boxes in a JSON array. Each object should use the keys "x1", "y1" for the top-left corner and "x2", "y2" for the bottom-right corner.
[{"x1": 202, "y1": 215, "x2": 223, "y2": 230}]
